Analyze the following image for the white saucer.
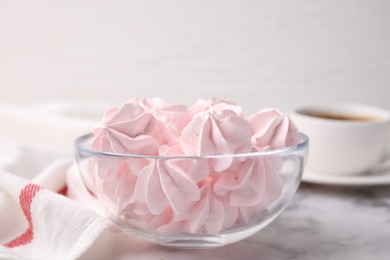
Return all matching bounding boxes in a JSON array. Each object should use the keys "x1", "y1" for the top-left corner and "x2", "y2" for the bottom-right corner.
[{"x1": 301, "y1": 168, "x2": 390, "y2": 186}]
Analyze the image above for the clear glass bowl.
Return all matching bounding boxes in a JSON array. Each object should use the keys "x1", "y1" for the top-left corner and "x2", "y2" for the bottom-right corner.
[{"x1": 75, "y1": 133, "x2": 308, "y2": 249}]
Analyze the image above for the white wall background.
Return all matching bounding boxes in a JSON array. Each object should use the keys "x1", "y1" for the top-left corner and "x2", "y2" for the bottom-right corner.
[{"x1": 0, "y1": 0, "x2": 389, "y2": 113}]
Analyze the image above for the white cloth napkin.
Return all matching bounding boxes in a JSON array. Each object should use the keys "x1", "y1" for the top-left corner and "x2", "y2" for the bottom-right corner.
[
  {"x1": 0, "y1": 169, "x2": 112, "y2": 260},
  {"x1": 0, "y1": 103, "x2": 118, "y2": 259}
]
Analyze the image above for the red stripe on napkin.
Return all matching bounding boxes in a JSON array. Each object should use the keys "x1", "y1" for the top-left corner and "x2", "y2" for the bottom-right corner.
[
  {"x1": 57, "y1": 185, "x2": 68, "y2": 196},
  {"x1": 4, "y1": 184, "x2": 42, "y2": 248}
]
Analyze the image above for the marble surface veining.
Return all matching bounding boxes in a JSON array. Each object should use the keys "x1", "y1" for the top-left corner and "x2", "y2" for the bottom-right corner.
[{"x1": 82, "y1": 183, "x2": 390, "y2": 260}]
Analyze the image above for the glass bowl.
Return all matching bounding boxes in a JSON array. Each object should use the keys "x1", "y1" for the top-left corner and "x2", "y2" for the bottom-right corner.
[{"x1": 75, "y1": 133, "x2": 308, "y2": 249}]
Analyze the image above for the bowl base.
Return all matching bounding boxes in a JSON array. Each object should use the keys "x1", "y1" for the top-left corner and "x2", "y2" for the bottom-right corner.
[
  {"x1": 155, "y1": 237, "x2": 225, "y2": 249},
  {"x1": 118, "y1": 221, "x2": 268, "y2": 249}
]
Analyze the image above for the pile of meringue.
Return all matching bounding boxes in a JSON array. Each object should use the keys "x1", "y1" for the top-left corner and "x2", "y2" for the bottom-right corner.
[{"x1": 89, "y1": 98, "x2": 300, "y2": 234}]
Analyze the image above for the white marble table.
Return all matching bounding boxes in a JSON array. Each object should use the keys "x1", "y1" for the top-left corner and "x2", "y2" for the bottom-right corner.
[{"x1": 81, "y1": 183, "x2": 390, "y2": 260}]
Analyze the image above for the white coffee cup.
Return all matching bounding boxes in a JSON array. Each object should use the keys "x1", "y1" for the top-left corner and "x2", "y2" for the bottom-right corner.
[{"x1": 290, "y1": 103, "x2": 390, "y2": 175}]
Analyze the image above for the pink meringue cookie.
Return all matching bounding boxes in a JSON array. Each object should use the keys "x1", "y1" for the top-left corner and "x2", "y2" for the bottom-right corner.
[
  {"x1": 214, "y1": 156, "x2": 263, "y2": 207},
  {"x1": 87, "y1": 158, "x2": 139, "y2": 217},
  {"x1": 149, "y1": 176, "x2": 238, "y2": 235},
  {"x1": 218, "y1": 154, "x2": 282, "y2": 209},
  {"x1": 92, "y1": 128, "x2": 159, "y2": 156},
  {"x1": 184, "y1": 182, "x2": 226, "y2": 234},
  {"x1": 153, "y1": 104, "x2": 192, "y2": 143},
  {"x1": 92, "y1": 103, "x2": 160, "y2": 155},
  {"x1": 248, "y1": 108, "x2": 300, "y2": 149},
  {"x1": 181, "y1": 108, "x2": 252, "y2": 172},
  {"x1": 127, "y1": 98, "x2": 192, "y2": 145},
  {"x1": 135, "y1": 147, "x2": 203, "y2": 216}
]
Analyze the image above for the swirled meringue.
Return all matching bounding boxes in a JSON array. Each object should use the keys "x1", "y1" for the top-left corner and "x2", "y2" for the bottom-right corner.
[
  {"x1": 127, "y1": 97, "x2": 191, "y2": 145},
  {"x1": 248, "y1": 108, "x2": 300, "y2": 149},
  {"x1": 181, "y1": 108, "x2": 252, "y2": 172},
  {"x1": 134, "y1": 158, "x2": 201, "y2": 216},
  {"x1": 92, "y1": 103, "x2": 160, "y2": 155}
]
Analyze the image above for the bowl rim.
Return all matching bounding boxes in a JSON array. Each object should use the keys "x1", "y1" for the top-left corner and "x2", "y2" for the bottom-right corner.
[{"x1": 75, "y1": 133, "x2": 309, "y2": 159}]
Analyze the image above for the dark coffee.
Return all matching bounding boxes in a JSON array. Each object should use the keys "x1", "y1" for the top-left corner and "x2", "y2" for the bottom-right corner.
[{"x1": 301, "y1": 111, "x2": 379, "y2": 121}]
